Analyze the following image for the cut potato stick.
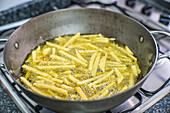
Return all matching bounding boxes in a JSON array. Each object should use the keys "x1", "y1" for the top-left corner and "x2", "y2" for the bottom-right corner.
[
  {"x1": 61, "y1": 84, "x2": 74, "y2": 90},
  {"x1": 22, "y1": 65, "x2": 49, "y2": 77},
  {"x1": 115, "y1": 68, "x2": 123, "y2": 84},
  {"x1": 81, "y1": 34, "x2": 102, "y2": 38},
  {"x1": 75, "y1": 86, "x2": 88, "y2": 100},
  {"x1": 32, "y1": 50, "x2": 36, "y2": 61},
  {"x1": 120, "y1": 58, "x2": 133, "y2": 63},
  {"x1": 37, "y1": 65, "x2": 75, "y2": 70},
  {"x1": 52, "y1": 78, "x2": 63, "y2": 84},
  {"x1": 47, "y1": 90, "x2": 62, "y2": 99},
  {"x1": 93, "y1": 83, "x2": 107, "y2": 88},
  {"x1": 129, "y1": 74, "x2": 135, "y2": 88},
  {"x1": 106, "y1": 64, "x2": 126, "y2": 67},
  {"x1": 37, "y1": 76, "x2": 53, "y2": 83},
  {"x1": 63, "y1": 78, "x2": 74, "y2": 86},
  {"x1": 33, "y1": 83, "x2": 68, "y2": 96},
  {"x1": 131, "y1": 65, "x2": 138, "y2": 77},
  {"x1": 88, "y1": 52, "x2": 97, "y2": 71},
  {"x1": 75, "y1": 49, "x2": 87, "y2": 63},
  {"x1": 39, "y1": 61, "x2": 70, "y2": 65},
  {"x1": 106, "y1": 66, "x2": 127, "y2": 71},
  {"x1": 92, "y1": 37, "x2": 109, "y2": 43},
  {"x1": 50, "y1": 55, "x2": 68, "y2": 61},
  {"x1": 20, "y1": 77, "x2": 47, "y2": 96},
  {"x1": 50, "y1": 72, "x2": 58, "y2": 78},
  {"x1": 112, "y1": 44, "x2": 137, "y2": 61},
  {"x1": 125, "y1": 46, "x2": 133, "y2": 55},
  {"x1": 25, "y1": 71, "x2": 30, "y2": 79},
  {"x1": 98, "y1": 89, "x2": 109, "y2": 98},
  {"x1": 86, "y1": 43, "x2": 105, "y2": 52},
  {"x1": 90, "y1": 70, "x2": 114, "y2": 86},
  {"x1": 78, "y1": 50, "x2": 98, "y2": 54},
  {"x1": 68, "y1": 75, "x2": 80, "y2": 83},
  {"x1": 92, "y1": 52, "x2": 101, "y2": 76},
  {"x1": 120, "y1": 85, "x2": 128, "y2": 92},
  {"x1": 34, "y1": 80, "x2": 45, "y2": 84},
  {"x1": 59, "y1": 50, "x2": 87, "y2": 67},
  {"x1": 77, "y1": 74, "x2": 103, "y2": 85},
  {"x1": 52, "y1": 48, "x2": 56, "y2": 55},
  {"x1": 106, "y1": 61, "x2": 122, "y2": 65},
  {"x1": 25, "y1": 56, "x2": 32, "y2": 63},
  {"x1": 110, "y1": 52, "x2": 122, "y2": 63},
  {"x1": 89, "y1": 81, "x2": 116, "y2": 99},
  {"x1": 42, "y1": 48, "x2": 51, "y2": 56},
  {"x1": 77, "y1": 38, "x2": 91, "y2": 42},
  {"x1": 64, "y1": 33, "x2": 80, "y2": 47},
  {"x1": 46, "y1": 42, "x2": 69, "y2": 52},
  {"x1": 99, "y1": 53, "x2": 108, "y2": 72}
]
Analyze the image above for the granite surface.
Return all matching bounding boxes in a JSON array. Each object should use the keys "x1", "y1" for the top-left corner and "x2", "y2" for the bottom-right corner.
[{"x1": 0, "y1": 84, "x2": 169, "y2": 113}]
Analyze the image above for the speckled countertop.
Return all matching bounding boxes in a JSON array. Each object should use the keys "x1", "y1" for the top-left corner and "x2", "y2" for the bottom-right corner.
[{"x1": 0, "y1": 85, "x2": 169, "y2": 113}]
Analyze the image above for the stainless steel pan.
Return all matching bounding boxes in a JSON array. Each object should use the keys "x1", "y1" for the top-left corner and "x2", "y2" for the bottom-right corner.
[{"x1": 2, "y1": 8, "x2": 169, "y2": 113}]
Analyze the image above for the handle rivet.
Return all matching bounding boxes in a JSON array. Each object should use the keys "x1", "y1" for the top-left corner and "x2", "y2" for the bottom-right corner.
[
  {"x1": 14, "y1": 42, "x2": 19, "y2": 49},
  {"x1": 139, "y1": 37, "x2": 144, "y2": 43}
]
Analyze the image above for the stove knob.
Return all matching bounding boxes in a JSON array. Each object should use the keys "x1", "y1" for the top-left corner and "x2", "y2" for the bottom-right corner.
[
  {"x1": 125, "y1": 0, "x2": 136, "y2": 8},
  {"x1": 141, "y1": 4, "x2": 153, "y2": 16},
  {"x1": 159, "y1": 14, "x2": 170, "y2": 26}
]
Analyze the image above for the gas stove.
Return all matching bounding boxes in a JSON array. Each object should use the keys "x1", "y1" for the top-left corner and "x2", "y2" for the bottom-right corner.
[{"x1": 0, "y1": 0, "x2": 170, "y2": 113}]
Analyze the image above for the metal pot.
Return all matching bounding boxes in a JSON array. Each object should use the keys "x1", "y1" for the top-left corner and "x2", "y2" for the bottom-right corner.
[{"x1": 2, "y1": 8, "x2": 169, "y2": 113}]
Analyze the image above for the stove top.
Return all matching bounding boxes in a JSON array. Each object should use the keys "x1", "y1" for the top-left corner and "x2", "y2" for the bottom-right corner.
[{"x1": 0, "y1": 0, "x2": 169, "y2": 113}]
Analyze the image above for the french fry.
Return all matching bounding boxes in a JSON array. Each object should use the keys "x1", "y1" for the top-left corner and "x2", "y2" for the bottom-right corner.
[
  {"x1": 52, "y1": 48, "x2": 56, "y2": 55},
  {"x1": 22, "y1": 65, "x2": 49, "y2": 77},
  {"x1": 99, "y1": 53, "x2": 108, "y2": 72},
  {"x1": 47, "y1": 90, "x2": 62, "y2": 99},
  {"x1": 120, "y1": 85, "x2": 128, "y2": 92},
  {"x1": 42, "y1": 47, "x2": 51, "y2": 56},
  {"x1": 77, "y1": 74, "x2": 103, "y2": 85},
  {"x1": 98, "y1": 89, "x2": 109, "y2": 98},
  {"x1": 68, "y1": 75, "x2": 80, "y2": 83},
  {"x1": 39, "y1": 61, "x2": 70, "y2": 65},
  {"x1": 61, "y1": 84, "x2": 74, "y2": 90},
  {"x1": 89, "y1": 70, "x2": 114, "y2": 86},
  {"x1": 52, "y1": 78, "x2": 63, "y2": 84},
  {"x1": 59, "y1": 50, "x2": 87, "y2": 67},
  {"x1": 46, "y1": 42, "x2": 69, "y2": 52},
  {"x1": 111, "y1": 44, "x2": 137, "y2": 61},
  {"x1": 88, "y1": 52, "x2": 97, "y2": 71},
  {"x1": 78, "y1": 50, "x2": 98, "y2": 54},
  {"x1": 92, "y1": 52, "x2": 101, "y2": 76},
  {"x1": 110, "y1": 52, "x2": 122, "y2": 63},
  {"x1": 129, "y1": 74, "x2": 134, "y2": 88},
  {"x1": 131, "y1": 65, "x2": 138, "y2": 77},
  {"x1": 33, "y1": 83, "x2": 68, "y2": 96},
  {"x1": 32, "y1": 50, "x2": 37, "y2": 61},
  {"x1": 115, "y1": 68, "x2": 124, "y2": 84},
  {"x1": 37, "y1": 65, "x2": 75, "y2": 70},
  {"x1": 89, "y1": 81, "x2": 116, "y2": 99},
  {"x1": 50, "y1": 55, "x2": 68, "y2": 61},
  {"x1": 75, "y1": 49, "x2": 87, "y2": 63},
  {"x1": 86, "y1": 43, "x2": 105, "y2": 52},
  {"x1": 63, "y1": 33, "x2": 80, "y2": 47},
  {"x1": 37, "y1": 76, "x2": 53, "y2": 83},
  {"x1": 125, "y1": 46, "x2": 133, "y2": 55},
  {"x1": 75, "y1": 86, "x2": 88, "y2": 100},
  {"x1": 20, "y1": 77, "x2": 47, "y2": 96},
  {"x1": 25, "y1": 71, "x2": 30, "y2": 79}
]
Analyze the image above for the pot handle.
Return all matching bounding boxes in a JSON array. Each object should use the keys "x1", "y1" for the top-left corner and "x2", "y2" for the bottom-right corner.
[{"x1": 150, "y1": 31, "x2": 170, "y2": 60}]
